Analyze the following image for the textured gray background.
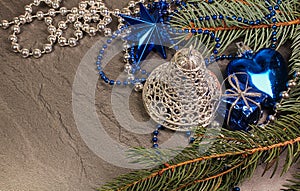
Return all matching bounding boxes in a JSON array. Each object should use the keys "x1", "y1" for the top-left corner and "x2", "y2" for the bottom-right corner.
[{"x1": 0, "y1": 0, "x2": 299, "y2": 190}]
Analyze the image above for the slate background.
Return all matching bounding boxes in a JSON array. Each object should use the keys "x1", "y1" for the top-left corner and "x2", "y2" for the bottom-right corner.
[{"x1": 0, "y1": 0, "x2": 298, "y2": 190}]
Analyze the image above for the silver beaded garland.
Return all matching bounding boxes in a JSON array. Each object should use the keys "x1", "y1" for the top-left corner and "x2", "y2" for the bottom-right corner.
[{"x1": 0, "y1": 0, "x2": 144, "y2": 58}]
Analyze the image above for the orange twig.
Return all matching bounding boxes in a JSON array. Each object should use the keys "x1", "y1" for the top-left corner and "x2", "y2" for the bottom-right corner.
[{"x1": 117, "y1": 137, "x2": 300, "y2": 191}]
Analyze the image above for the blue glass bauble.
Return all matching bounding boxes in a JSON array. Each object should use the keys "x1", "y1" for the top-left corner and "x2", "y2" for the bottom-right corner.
[{"x1": 227, "y1": 48, "x2": 288, "y2": 107}]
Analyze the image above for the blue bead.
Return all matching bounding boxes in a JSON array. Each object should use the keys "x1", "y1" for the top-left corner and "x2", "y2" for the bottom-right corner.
[
  {"x1": 243, "y1": 19, "x2": 248, "y2": 24},
  {"x1": 97, "y1": 66, "x2": 102, "y2": 70},
  {"x1": 268, "y1": 6, "x2": 273, "y2": 11},
  {"x1": 103, "y1": 44, "x2": 107, "y2": 49},
  {"x1": 199, "y1": 17, "x2": 203, "y2": 21},
  {"x1": 266, "y1": 14, "x2": 271, "y2": 19},
  {"x1": 237, "y1": 17, "x2": 242, "y2": 22},
  {"x1": 272, "y1": 18, "x2": 277, "y2": 23},
  {"x1": 208, "y1": 0, "x2": 213, "y2": 3},
  {"x1": 219, "y1": 15, "x2": 224, "y2": 19},
  {"x1": 97, "y1": 55, "x2": 103, "y2": 60},
  {"x1": 184, "y1": 29, "x2": 190, "y2": 33},
  {"x1": 109, "y1": 80, "x2": 115, "y2": 85},
  {"x1": 99, "y1": 50, "x2": 104, "y2": 54},
  {"x1": 256, "y1": 20, "x2": 261, "y2": 24},
  {"x1": 249, "y1": 21, "x2": 254, "y2": 25},
  {"x1": 198, "y1": 29, "x2": 203, "y2": 34},
  {"x1": 274, "y1": 5, "x2": 279, "y2": 10},
  {"x1": 210, "y1": 33, "x2": 215, "y2": 38},
  {"x1": 205, "y1": 16, "x2": 210, "y2": 20},
  {"x1": 272, "y1": 37, "x2": 277, "y2": 42},
  {"x1": 186, "y1": 131, "x2": 191, "y2": 136},
  {"x1": 204, "y1": 30, "x2": 209, "y2": 34},
  {"x1": 96, "y1": 61, "x2": 101, "y2": 65},
  {"x1": 213, "y1": 49, "x2": 218, "y2": 54},
  {"x1": 116, "y1": 80, "x2": 121, "y2": 85},
  {"x1": 153, "y1": 143, "x2": 159, "y2": 148},
  {"x1": 141, "y1": 70, "x2": 147, "y2": 74},
  {"x1": 174, "y1": 46, "x2": 179, "y2": 50},
  {"x1": 191, "y1": 29, "x2": 197, "y2": 34},
  {"x1": 152, "y1": 137, "x2": 158, "y2": 142},
  {"x1": 272, "y1": 25, "x2": 277, "y2": 29},
  {"x1": 271, "y1": 10, "x2": 276, "y2": 16},
  {"x1": 232, "y1": 15, "x2": 237, "y2": 20},
  {"x1": 189, "y1": 137, "x2": 195, "y2": 144},
  {"x1": 271, "y1": 44, "x2": 277, "y2": 49},
  {"x1": 212, "y1": 15, "x2": 217, "y2": 20},
  {"x1": 153, "y1": 130, "x2": 159, "y2": 136},
  {"x1": 215, "y1": 37, "x2": 220, "y2": 42},
  {"x1": 107, "y1": 39, "x2": 112, "y2": 44},
  {"x1": 156, "y1": 124, "x2": 162, "y2": 129},
  {"x1": 216, "y1": 43, "x2": 221, "y2": 48},
  {"x1": 233, "y1": 187, "x2": 240, "y2": 191},
  {"x1": 272, "y1": 31, "x2": 277, "y2": 35},
  {"x1": 123, "y1": 81, "x2": 128, "y2": 86}
]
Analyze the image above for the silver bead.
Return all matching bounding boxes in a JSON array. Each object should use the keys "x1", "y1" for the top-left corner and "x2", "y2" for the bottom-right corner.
[
  {"x1": 83, "y1": 14, "x2": 92, "y2": 22},
  {"x1": 74, "y1": 30, "x2": 83, "y2": 39},
  {"x1": 24, "y1": 5, "x2": 33, "y2": 13},
  {"x1": 48, "y1": 9, "x2": 56, "y2": 17},
  {"x1": 114, "y1": 9, "x2": 121, "y2": 15},
  {"x1": 67, "y1": 13, "x2": 76, "y2": 22},
  {"x1": 59, "y1": 7, "x2": 68, "y2": 16},
  {"x1": 18, "y1": 15, "x2": 26, "y2": 24},
  {"x1": 58, "y1": 37, "x2": 67, "y2": 46},
  {"x1": 12, "y1": 25, "x2": 21, "y2": 34},
  {"x1": 128, "y1": 1, "x2": 136, "y2": 8},
  {"x1": 33, "y1": 0, "x2": 40, "y2": 6},
  {"x1": 124, "y1": 53, "x2": 130, "y2": 59},
  {"x1": 43, "y1": 44, "x2": 53, "y2": 53},
  {"x1": 36, "y1": 11, "x2": 44, "y2": 20},
  {"x1": 118, "y1": 17, "x2": 124, "y2": 23},
  {"x1": 55, "y1": 29, "x2": 63, "y2": 36},
  {"x1": 117, "y1": 24, "x2": 124, "y2": 30},
  {"x1": 274, "y1": 102, "x2": 281, "y2": 110},
  {"x1": 268, "y1": 115, "x2": 276, "y2": 122},
  {"x1": 11, "y1": 43, "x2": 20, "y2": 52},
  {"x1": 78, "y1": 9, "x2": 86, "y2": 15},
  {"x1": 104, "y1": 16, "x2": 112, "y2": 25},
  {"x1": 25, "y1": 14, "x2": 33, "y2": 23},
  {"x1": 58, "y1": 21, "x2": 67, "y2": 30},
  {"x1": 9, "y1": 35, "x2": 18, "y2": 43},
  {"x1": 44, "y1": 17, "x2": 53, "y2": 25},
  {"x1": 68, "y1": 38, "x2": 77, "y2": 47},
  {"x1": 73, "y1": 21, "x2": 82, "y2": 29},
  {"x1": 124, "y1": 63, "x2": 131, "y2": 72},
  {"x1": 82, "y1": 23, "x2": 90, "y2": 31},
  {"x1": 79, "y1": 2, "x2": 88, "y2": 9},
  {"x1": 1, "y1": 20, "x2": 10, "y2": 29},
  {"x1": 47, "y1": 35, "x2": 56, "y2": 43},
  {"x1": 92, "y1": 14, "x2": 100, "y2": 21},
  {"x1": 21, "y1": 48, "x2": 30, "y2": 58},
  {"x1": 97, "y1": 21, "x2": 105, "y2": 31},
  {"x1": 287, "y1": 80, "x2": 297, "y2": 88},
  {"x1": 281, "y1": 91, "x2": 289, "y2": 99},
  {"x1": 100, "y1": 7, "x2": 109, "y2": 15},
  {"x1": 88, "y1": 27, "x2": 97, "y2": 36},
  {"x1": 52, "y1": 1, "x2": 60, "y2": 9},
  {"x1": 33, "y1": 49, "x2": 42, "y2": 58},
  {"x1": 88, "y1": 0, "x2": 95, "y2": 6},
  {"x1": 104, "y1": 28, "x2": 112, "y2": 36},
  {"x1": 47, "y1": 25, "x2": 56, "y2": 33},
  {"x1": 13, "y1": 17, "x2": 19, "y2": 24},
  {"x1": 122, "y1": 8, "x2": 131, "y2": 15},
  {"x1": 71, "y1": 7, "x2": 79, "y2": 14},
  {"x1": 89, "y1": 7, "x2": 97, "y2": 15},
  {"x1": 134, "y1": 83, "x2": 143, "y2": 92},
  {"x1": 44, "y1": 0, "x2": 52, "y2": 4},
  {"x1": 127, "y1": 74, "x2": 135, "y2": 81}
]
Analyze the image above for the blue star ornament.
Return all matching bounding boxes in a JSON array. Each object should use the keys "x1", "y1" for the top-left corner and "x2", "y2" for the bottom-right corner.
[{"x1": 120, "y1": 3, "x2": 172, "y2": 64}]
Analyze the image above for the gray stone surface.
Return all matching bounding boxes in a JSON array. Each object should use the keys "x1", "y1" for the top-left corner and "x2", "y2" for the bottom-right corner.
[{"x1": 0, "y1": 1, "x2": 298, "y2": 191}]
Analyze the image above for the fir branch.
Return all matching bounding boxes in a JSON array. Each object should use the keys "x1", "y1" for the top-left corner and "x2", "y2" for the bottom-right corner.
[
  {"x1": 283, "y1": 168, "x2": 300, "y2": 191},
  {"x1": 170, "y1": 0, "x2": 300, "y2": 53}
]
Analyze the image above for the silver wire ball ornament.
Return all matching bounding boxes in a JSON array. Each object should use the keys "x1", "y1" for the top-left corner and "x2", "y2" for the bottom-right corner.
[{"x1": 142, "y1": 47, "x2": 221, "y2": 131}]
